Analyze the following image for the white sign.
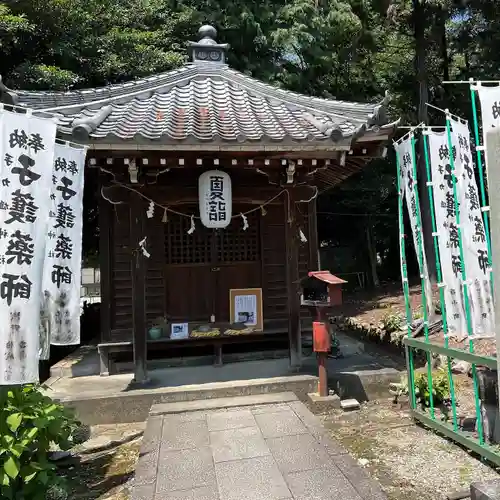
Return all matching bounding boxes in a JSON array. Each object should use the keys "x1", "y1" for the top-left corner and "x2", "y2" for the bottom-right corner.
[
  {"x1": 427, "y1": 130, "x2": 467, "y2": 338},
  {"x1": 0, "y1": 109, "x2": 57, "y2": 384},
  {"x1": 170, "y1": 323, "x2": 189, "y2": 340},
  {"x1": 472, "y1": 83, "x2": 500, "y2": 187},
  {"x1": 234, "y1": 294, "x2": 257, "y2": 326},
  {"x1": 42, "y1": 142, "x2": 86, "y2": 346},
  {"x1": 199, "y1": 170, "x2": 232, "y2": 229},
  {"x1": 449, "y1": 117, "x2": 494, "y2": 338},
  {"x1": 394, "y1": 135, "x2": 432, "y2": 316}
]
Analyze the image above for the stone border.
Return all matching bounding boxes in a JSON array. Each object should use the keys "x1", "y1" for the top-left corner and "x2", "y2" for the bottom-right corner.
[{"x1": 336, "y1": 316, "x2": 407, "y2": 355}]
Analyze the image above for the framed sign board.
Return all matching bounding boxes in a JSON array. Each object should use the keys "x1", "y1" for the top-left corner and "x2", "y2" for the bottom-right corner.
[{"x1": 229, "y1": 288, "x2": 263, "y2": 332}]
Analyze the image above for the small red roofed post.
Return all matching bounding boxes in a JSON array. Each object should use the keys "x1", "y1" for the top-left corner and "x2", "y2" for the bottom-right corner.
[{"x1": 300, "y1": 271, "x2": 347, "y2": 397}]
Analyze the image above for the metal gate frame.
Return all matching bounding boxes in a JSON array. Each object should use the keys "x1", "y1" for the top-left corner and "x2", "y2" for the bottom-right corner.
[
  {"x1": 395, "y1": 111, "x2": 500, "y2": 466},
  {"x1": 403, "y1": 337, "x2": 500, "y2": 465}
]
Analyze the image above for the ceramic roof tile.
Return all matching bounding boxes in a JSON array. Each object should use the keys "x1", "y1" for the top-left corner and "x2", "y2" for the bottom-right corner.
[{"x1": 1, "y1": 26, "x2": 395, "y2": 146}]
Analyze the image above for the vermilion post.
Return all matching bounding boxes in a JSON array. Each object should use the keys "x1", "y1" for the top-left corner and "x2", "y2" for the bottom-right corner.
[{"x1": 312, "y1": 307, "x2": 330, "y2": 397}]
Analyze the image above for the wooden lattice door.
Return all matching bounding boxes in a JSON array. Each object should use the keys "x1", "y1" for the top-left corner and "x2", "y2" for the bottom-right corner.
[
  {"x1": 165, "y1": 208, "x2": 262, "y2": 322},
  {"x1": 213, "y1": 211, "x2": 262, "y2": 321}
]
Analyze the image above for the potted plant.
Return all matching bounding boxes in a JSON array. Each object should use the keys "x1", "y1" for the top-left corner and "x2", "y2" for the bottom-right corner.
[{"x1": 148, "y1": 316, "x2": 167, "y2": 340}]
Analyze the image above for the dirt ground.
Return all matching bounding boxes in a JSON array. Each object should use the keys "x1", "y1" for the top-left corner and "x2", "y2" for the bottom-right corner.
[
  {"x1": 320, "y1": 398, "x2": 500, "y2": 500},
  {"x1": 61, "y1": 423, "x2": 146, "y2": 499},
  {"x1": 342, "y1": 282, "x2": 497, "y2": 357}
]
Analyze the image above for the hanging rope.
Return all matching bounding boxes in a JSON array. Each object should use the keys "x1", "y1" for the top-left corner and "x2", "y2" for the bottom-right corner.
[{"x1": 100, "y1": 173, "x2": 303, "y2": 221}]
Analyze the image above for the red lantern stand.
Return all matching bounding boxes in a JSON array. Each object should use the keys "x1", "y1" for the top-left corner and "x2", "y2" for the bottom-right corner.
[{"x1": 301, "y1": 271, "x2": 347, "y2": 398}]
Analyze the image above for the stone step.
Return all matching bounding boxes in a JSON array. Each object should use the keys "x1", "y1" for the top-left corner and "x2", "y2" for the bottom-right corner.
[
  {"x1": 150, "y1": 392, "x2": 299, "y2": 416},
  {"x1": 51, "y1": 374, "x2": 318, "y2": 425}
]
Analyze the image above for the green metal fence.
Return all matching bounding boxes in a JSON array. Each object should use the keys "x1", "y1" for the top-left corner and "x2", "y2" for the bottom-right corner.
[
  {"x1": 403, "y1": 337, "x2": 499, "y2": 464},
  {"x1": 397, "y1": 97, "x2": 500, "y2": 465}
]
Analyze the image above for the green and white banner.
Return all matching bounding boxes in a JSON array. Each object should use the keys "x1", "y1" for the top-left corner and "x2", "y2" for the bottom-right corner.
[
  {"x1": 394, "y1": 134, "x2": 432, "y2": 316},
  {"x1": 449, "y1": 117, "x2": 494, "y2": 338},
  {"x1": 426, "y1": 129, "x2": 467, "y2": 338}
]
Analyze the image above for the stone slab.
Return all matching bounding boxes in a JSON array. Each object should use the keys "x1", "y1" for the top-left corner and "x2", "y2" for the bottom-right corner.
[
  {"x1": 156, "y1": 446, "x2": 216, "y2": 493},
  {"x1": 333, "y1": 453, "x2": 388, "y2": 500},
  {"x1": 161, "y1": 419, "x2": 209, "y2": 451},
  {"x1": 254, "y1": 409, "x2": 309, "y2": 438},
  {"x1": 130, "y1": 483, "x2": 156, "y2": 500},
  {"x1": 288, "y1": 401, "x2": 349, "y2": 456},
  {"x1": 307, "y1": 392, "x2": 341, "y2": 404},
  {"x1": 341, "y1": 398, "x2": 361, "y2": 410},
  {"x1": 215, "y1": 455, "x2": 291, "y2": 500},
  {"x1": 131, "y1": 395, "x2": 387, "y2": 500},
  {"x1": 285, "y1": 466, "x2": 363, "y2": 500},
  {"x1": 133, "y1": 416, "x2": 163, "y2": 486},
  {"x1": 210, "y1": 426, "x2": 270, "y2": 463},
  {"x1": 207, "y1": 409, "x2": 257, "y2": 431},
  {"x1": 250, "y1": 403, "x2": 292, "y2": 414},
  {"x1": 266, "y1": 433, "x2": 330, "y2": 474},
  {"x1": 151, "y1": 392, "x2": 298, "y2": 416},
  {"x1": 471, "y1": 480, "x2": 500, "y2": 500},
  {"x1": 156, "y1": 485, "x2": 220, "y2": 499}
]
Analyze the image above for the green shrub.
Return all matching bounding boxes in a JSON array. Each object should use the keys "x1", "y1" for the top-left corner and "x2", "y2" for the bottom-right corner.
[
  {"x1": 381, "y1": 308, "x2": 404, "y2": 333},
  {"x1": 392, "y1": 369, "x2": 450, "y2": 410},
  {"x1": 414, "y1": 369, "x2": 450, "y2": 407},
  {"x1": 0, "y1": 385, "x2": 86, "y2": 500}
]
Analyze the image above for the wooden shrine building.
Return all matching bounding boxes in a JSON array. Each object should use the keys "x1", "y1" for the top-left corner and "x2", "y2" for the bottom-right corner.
[{"x1": 0, "y1": 25, "x2": 397, "y2": 382}]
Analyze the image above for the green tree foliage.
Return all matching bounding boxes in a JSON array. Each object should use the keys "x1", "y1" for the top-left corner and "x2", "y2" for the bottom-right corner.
[{"x1": 1, "y1": 0, "x2": 498, "y2": 281}]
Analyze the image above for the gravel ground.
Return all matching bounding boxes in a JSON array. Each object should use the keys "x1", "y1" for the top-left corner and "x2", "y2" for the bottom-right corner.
[{"x1": 319, "y1": 398, "x2": 500, "y2": 500}]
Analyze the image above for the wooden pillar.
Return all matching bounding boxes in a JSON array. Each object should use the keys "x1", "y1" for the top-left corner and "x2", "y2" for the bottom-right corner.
[
  {"x1": 130, "y1": 193, "x2": 148, "y2": 384},
  {"x1": 285, "y1": 190, "x2": 302, "y2": 370},
  {"x1": 98, "y1": 172, "x2": 112, "y2": 342},
  {"x1": 307, "y1": 197, "x2": 320, "y2": 270}
]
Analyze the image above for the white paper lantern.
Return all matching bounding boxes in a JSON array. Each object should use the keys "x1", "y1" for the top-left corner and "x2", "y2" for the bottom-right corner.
[{"x1": 198, "y1": 170, "x2": 232, "y2": 229}]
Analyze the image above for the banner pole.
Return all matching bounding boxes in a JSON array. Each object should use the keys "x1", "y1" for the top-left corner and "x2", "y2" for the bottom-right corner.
[
  {"x1": 422, "y1": 131, "x2": 458, "y2": 429},
  {"x1": 410, "y1": 133, "x2": 435, "y2": 418},
  {"x1": 395, "y1": 144, "x2": 417, "y2": 410},
  {"x1": 469, "y1": 84, "x2": 494, "y2": 295},
  {"x1": 445, "y1": 114, "x2": 485, "y2": 444}
]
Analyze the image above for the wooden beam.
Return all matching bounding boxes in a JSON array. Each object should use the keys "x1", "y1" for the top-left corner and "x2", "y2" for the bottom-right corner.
[
  {"x1": 98, "y1": 171, "x2": 112, "y2": 342},
  {"x1": 129, "y1": 193, "x2": 149, "y2": 384},
  {"x1": 308, "y1": 198, "x2": 319, "y2": 270},
  {"x1": 285, "y1": 190, "x2": 302, "y2": 369}
]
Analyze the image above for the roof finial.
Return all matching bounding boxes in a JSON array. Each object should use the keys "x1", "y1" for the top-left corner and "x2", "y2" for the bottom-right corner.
[
  {"x1": 188, "y1": 24, "x2": 229, "y2": 64},
  {"x1": 198, "y1": 25, "x2": 218, "y2": 43}
]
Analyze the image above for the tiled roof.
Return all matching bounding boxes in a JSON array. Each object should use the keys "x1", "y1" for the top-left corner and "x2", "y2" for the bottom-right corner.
[{"x1": 1, "y1": 27, "x2": 396, "y2": 148}]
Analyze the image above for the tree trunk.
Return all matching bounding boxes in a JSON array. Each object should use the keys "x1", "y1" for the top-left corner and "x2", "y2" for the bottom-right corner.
[
  {"x1": 413, "y1": 0, "x2": 437, "y2": 284},
  {"x1": 365, "y1": 219, "x2": 380, "y2": 287},
  {"x1": 439, "y1": 6, "x2": 450, "y2": 83}
]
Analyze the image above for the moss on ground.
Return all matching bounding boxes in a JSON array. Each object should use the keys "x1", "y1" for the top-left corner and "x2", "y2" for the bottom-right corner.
[{"x1": 60, "y1": 439, "x2": 141, "y2": 499}]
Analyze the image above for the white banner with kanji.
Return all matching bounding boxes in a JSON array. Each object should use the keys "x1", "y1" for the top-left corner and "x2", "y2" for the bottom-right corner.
[
  {"x1": 473, "y1": 83, "x2": 500, "y2": 188},
  {"x1": 394, "y1": 135, "x2": 432, "y2": 316},
  {"x1": 426, "y1": 130, "x2": 467, "y2": 338},
  {"x1": 42, "y1": 142, "x2": 86, "y2": 346},
  {"x1": 449, "y1": 117, "x2": 494, "y2": 338},
  {"x1": 0, "y1": 109, "x2": 56, "y2": 384}
]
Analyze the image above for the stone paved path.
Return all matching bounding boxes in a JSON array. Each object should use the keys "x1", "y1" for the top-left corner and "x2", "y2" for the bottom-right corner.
[{"x1": 131, "y1": 394, "x2": 387, "y2": 500}]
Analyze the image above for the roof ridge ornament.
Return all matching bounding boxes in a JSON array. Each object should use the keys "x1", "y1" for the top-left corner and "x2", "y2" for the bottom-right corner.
[
  {"x1": 0, "y1": 75, "x2": 19, "y2": 106},
  {"x1": 188, "y1": 25, "x2": 229, "y2": 65}
]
